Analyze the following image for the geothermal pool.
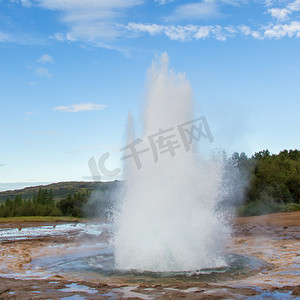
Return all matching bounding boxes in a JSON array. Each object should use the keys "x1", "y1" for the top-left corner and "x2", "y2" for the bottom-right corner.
[
  {"x1": 32, "y1": 238, "x2": 269, "y2": 281},
  {"x1": 0, "y1": 222, "x2": 269, "y2": 281},
  {"x1": 0, "y1": 214, "x2": 299, "y2": 299}
]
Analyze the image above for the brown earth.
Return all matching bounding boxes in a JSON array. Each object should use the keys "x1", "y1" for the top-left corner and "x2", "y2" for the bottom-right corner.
[{"x1": 0, "y1": 211, "x2": 299, "y2": 299}]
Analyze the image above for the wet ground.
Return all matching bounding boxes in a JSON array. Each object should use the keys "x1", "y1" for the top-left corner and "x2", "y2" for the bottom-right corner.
[{"x1": 0, "y1": 211, "x2": 300, "y2": 299}]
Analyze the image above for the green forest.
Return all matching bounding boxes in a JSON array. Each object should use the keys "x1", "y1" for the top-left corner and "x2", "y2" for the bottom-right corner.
[
  {"x1": 230, "y1": 149, "x2": 300, "y2": 216},
  {"x1": 0, "y1": 149, "x2": 300, "y2": 218},
  {"x1": 0, "y1": 189, "x2": 90, "y2": 218},
  {"x1": 0, "y1": 181, "x2": 119, "y2": 218}
]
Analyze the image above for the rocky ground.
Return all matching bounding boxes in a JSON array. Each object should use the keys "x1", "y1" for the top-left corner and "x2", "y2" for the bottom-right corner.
[{"x1": 0, "y1": 211, "x2": 299, "y2": 299}]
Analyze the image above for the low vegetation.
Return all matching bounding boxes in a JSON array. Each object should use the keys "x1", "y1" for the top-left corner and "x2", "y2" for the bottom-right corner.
[
  {"x1": 229, "y1": 149, "x2": 300, "y2": 216},
  {"x1": 0, "y1": 149, "x2": 299, "y2": 218},
  {"x1": 0, "y1": 181, "x2": 120, "y2": 218},
  {"x1": 0, "y1": 181, "x2": 116, "y2": 202},
  {"x1": 0, "y1": 189, "x2": 89, "y2": 218}
]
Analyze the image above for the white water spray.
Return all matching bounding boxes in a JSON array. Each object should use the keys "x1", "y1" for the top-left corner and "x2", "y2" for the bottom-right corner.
[{"x1": 113, "y1": 53, "x2": 230, "y2": 272}]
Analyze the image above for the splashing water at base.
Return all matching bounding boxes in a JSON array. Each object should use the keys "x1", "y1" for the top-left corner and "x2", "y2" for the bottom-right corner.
[{"x1": 112, "y1": 53, "x2": 231, "y2": 272}]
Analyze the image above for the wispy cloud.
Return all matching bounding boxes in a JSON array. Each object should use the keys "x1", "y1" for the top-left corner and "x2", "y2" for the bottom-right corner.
[
  {"x1": 33, "y1": 130, "x2": 59, "y2": 136},
  {"x1": 168, "y1": 0, "x2": 248, "y2": 21},
  {"x1": 9, "y1": 0, "x2": 300, "y2": 45},
  {"x1": 126, "y1": 21, "x2": 300, "y2": 41},
  {"x1": 220, "y1": 0, "x2": 247, "y2": 6},
  {"x1": 20, "y1": 0, "x2": 32, "y2": 7},
  {"x1": 265, "y1": 0, "x2": 274, "y2": 7},
  {"x1": 54, "y1": 103, "x2": 107, "y2": 112},
  {"x1": 0, "y1": 164, "x2": 6, "y2": 167},
  {"x1": 0, "y1": 31, "x2": 11, "y2": 43},
  {"x1": 49, "y1": 32, "x2": 77, "y2": 43},
  {"x1": 155, "y1": 0, "x2": 174, "y2": 5},
  {"x1": 35, "y1": 67, "x2": 52, "y2": 78},
  {"x1": 169, "y1": 1, "x2": 221, "y2": 21},
  {"x1": 20, "y1": 0, "x2": 143, "y2": 42},
  {"x1": 0, "y1": 29, "x2": 45, "y2": 45},
  {"x1": 37, "y1": 54, "x2": 53, "y2": 64},
  {"x1": 238, "y1": 25, "x2": 262, "y2": 39},
  {"x1": 25, "y1": 111, "x2": 40, "y2": 115},
  {"x1": 127, "y1": 23, "x2": 237, "y2": 41}
]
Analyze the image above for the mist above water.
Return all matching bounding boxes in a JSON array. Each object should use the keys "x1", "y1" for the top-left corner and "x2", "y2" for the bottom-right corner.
[{"x1": 112, "y1": 53, "x2": 230, "y2": 272}]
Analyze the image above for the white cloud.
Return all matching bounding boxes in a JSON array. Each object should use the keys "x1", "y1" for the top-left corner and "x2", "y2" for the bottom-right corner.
[
  {"x1": 263, "y1": 21, "x2": 300, "y2": 38},
  {"x1": 220, "y1": 0, "x2": 247, "y2": 6},
  {"x1": 35, "y1": 67, "x2": 51, "y2": 78},
  {"x1": 126, "y1": 23, "x2": 235, "y2": 41},
  {"x1": 0, "y1": 30, "x2": 45, "y2": 45},
  {"x1": 11, "y1": 0, "x2": 300, "y2": 45},
  {"x1": 266, "y1": 0, "x2": 300, "y2": 21},
  {"x1": 10, "y1": 0, "x2": 32, "y2": 6},
  {"x1": 265, "y1": 0, "x2": 275, "y2": 7},
  {"x1": 21, "y1": 0, "x2": 31, "y2": 6},
  {"x1": 21, "y1": 0, "x2": 143, "y2": 42},
  {"x1": 288, "y1": 0, "x2": 300, "y2": 11},
  {"x1": 268, "y1": 8, "x2": 291, "y2": 21},
  {"x1": 155, "y1": 0, "x2": 174, "y2": 5},
  {"x1": 127, "y1": 23, "x2": 164, "y2": 36},
  {"x1": 32, "y1": 0, "x2": 142, "y2": 10},
  {"x1": 37, "y1": 54, "x2": 53, "y2": 64},
  {"x1": 168, "y1": 0, "x2": 248, "y2": 21},
  {"x1": 54, "y1": 103, "x2": 107, "y2": 112},
  {"x1": 9, "y1": 0, "x2": 31, "y2": 7},
  {"x1": 238, "y1": 25, "x2": 263, "y2": 39},
  {"x1": 169, "y1": 1, "x2": 221, "y2": 21},
  {"x1": 127, "y1": 21, "x2": 300, "y2": 41},
  {"x1": 49, "y1": 32, "x2": 77, "y2": 42},
  {"x1": 0, "y1": 31, "x2": 11, "y2": 43}
]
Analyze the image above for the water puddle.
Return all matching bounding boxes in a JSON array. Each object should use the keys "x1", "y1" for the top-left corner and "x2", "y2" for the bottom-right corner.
[
  {"x1": 112, "y1": 286, "x2": 153, "y2": 299},
  {"x1": 0, "y1": 223, "x2": 105, "y2": 241},
  {"x1": 248, "y1": 289, "x2": 293, "y2": 299},
  {"x1": 59, "y1": 283, "x2": 98, "y2": 294},
  {"x1": 61, "y1": 296, "x2": 86, "y2": 300}
]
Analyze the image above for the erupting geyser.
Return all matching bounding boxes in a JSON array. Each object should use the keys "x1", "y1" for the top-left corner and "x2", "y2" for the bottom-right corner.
[{"x1": 112, "y1": 53, "x2": 230, "y2": 272}]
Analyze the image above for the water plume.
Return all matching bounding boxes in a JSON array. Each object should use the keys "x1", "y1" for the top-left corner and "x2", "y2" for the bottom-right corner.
[{"x1": 112, "y1": 53, "x2": 230, "y2": 272}]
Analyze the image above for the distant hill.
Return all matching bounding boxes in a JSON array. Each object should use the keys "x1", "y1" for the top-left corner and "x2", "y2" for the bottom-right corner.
[{"x1": 0, "y1": 181, "x2": 120, "y2": 202}]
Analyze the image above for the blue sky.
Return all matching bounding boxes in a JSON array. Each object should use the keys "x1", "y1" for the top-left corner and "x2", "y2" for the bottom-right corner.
[{"x1": 0, "y1": 0, "x2": 300, "y2": 184}]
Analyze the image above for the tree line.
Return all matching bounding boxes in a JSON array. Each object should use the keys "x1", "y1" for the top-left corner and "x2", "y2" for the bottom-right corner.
[
  {"x1": 228, "y1": 149, "x2": 300, "y2": 216},
  {"x1": 0, "y1": 188, "x2": 91, "y2": 218},
  {"x1": 1, "y1": 149, "x2": 300, "y2": 218}
]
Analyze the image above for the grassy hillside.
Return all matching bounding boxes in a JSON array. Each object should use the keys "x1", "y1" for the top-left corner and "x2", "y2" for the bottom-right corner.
[{"x1": 0, "y1": 181, "x2": 119, "y2": 202}]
